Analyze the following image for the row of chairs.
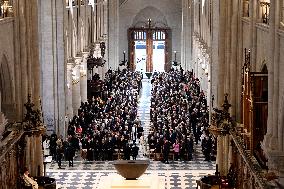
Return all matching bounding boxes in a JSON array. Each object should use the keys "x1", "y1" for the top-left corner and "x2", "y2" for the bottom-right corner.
[{"x1": 148, "y1": 148, "x2": 192, "y2": 161}]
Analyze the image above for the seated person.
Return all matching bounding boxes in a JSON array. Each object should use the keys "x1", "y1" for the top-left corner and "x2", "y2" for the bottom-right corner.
[{"x1": 22, "y1": 167, "x2": 38, "y2": 189}]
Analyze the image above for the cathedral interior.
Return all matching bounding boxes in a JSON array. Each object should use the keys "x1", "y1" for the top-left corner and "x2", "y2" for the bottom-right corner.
[{"x1": 0, "y1": 0, "x2": 284, "y2": 188}]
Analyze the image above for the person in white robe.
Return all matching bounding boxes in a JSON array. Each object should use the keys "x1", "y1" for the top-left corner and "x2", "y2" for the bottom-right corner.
[{"x1": 23, "y1": 167, "x2": 38, "y2": 189}]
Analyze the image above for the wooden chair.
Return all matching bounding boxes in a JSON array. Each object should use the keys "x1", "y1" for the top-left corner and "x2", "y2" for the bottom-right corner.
[
  {"x1": 113, "y1": 149, "x2": 119, "y2": 160},
  {"x1": 149, "y1": 149, "x2": 155, "y2": 159}
]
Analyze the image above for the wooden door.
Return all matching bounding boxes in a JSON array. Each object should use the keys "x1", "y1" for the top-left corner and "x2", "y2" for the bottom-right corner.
[{"x1": 128, "y1": 27, "x2": 171, "y2": 72}]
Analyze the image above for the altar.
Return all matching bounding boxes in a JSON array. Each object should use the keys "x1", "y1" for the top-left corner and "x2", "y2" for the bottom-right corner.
[{"x1": 98, "y1": 173, "x2": 165, "y2": 189}]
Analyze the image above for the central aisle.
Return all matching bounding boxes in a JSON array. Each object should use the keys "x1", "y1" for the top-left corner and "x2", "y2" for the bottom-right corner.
[{"x1": 137, "y1": 78, "x2": 152, "y2": 145}]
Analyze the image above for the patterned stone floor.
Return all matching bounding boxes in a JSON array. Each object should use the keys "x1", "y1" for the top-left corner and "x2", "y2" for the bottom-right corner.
[{"x1": 46, "y1": 79, "x2": 215, "y2": 189}]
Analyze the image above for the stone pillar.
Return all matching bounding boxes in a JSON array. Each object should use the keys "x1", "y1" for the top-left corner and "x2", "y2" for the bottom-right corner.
[
  {"x1": 66, "y1": 64, "x2": 74, "y2": 119},
  {"x1": 24, "y1": 126, "x2": 45, "y2": 177},
  {"x1": 216, "y1": 134, "x2": 230, "y2": 176},
  {"x1": 39, "y1": 0, "x2": 66, "y2": 135},
  {"x1": 263, "y1": 0, "x2": 277, "y2": 152},
  {"x1": 211, "y1": 0, "x2": 221, "y2": 107},
  {"x1": 249, "y1": 0, "x2": 257, "y2": 71},
  {"x1": 80, "y1": 53, "x2": 88, "y2": 102},
  {"x1": 228, "y1": 0, "x2": 238, "y2": 118},
  {"x1": 271, "y1": 0, "x2": 279, "y2": 151},
  {"x1": 72, "y1": 63, "x2": 81, "y2": 115},
  {"x1": 216, "y1": 135, "x2": 224, "y2": 174},
  {"x1": 19, "y1": 0, "x2": 28, "y2": 116},
  {"x1": 108, "y1": 0, "x2": 119, "y2": 69}
]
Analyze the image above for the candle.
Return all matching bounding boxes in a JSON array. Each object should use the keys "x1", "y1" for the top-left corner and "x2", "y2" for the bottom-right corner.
[
  {"x1": 123, "y1": 51, "x2": 126, "y2": 61},
  {"x1": 174, "y1": 51, "x2": 177, "y2": 61}
]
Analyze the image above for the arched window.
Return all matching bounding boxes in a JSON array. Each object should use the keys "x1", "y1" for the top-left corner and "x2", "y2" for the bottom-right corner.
[
  {"x1": 258, "y1": 0, "x2": 270, "y2": 24},
  {"x1": 66, "y1": 0, "x2": 70, "y2": 7},
  {"x1": 243, "y1": 0, "x2": 250, "y2": 17}
]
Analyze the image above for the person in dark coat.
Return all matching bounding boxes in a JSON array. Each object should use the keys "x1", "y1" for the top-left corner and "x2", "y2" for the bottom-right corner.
[
  {"x1": 124, "y1": 143, "x2": 131, "y2": 160},
  {"x1": 202, "y1": 136, "x2": 212, "y2": 161},
  {"x1": 163, "y1": 140, "x2": 170, "y2": 164},
  {"x1": 131, "y1": 144, "x2": 139, "y2": 160},
  {"x1": 67, "y1": 144, "x2": 75, "y2": 167},
  {"x1": 56, "y1": 145, "x2": 63, "y2": 169},
  {"x1": 50, "y1": 134, "x2": 57, "y2": 161}
]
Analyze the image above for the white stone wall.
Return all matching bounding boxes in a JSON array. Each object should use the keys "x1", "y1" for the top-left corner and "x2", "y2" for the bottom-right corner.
[{"x1": 118, "y1": 0, "x2": 182, "y2": 69}]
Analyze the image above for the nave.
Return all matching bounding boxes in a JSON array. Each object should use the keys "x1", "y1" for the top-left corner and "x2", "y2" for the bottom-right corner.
[{"x1": 46, "y1": 77, "x2": 215, "y2": 189}]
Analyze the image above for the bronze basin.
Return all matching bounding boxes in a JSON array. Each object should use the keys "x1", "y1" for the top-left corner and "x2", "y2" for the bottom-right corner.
[{"x1": 113, "y1": 160, "x2": 150, "y2": 180}]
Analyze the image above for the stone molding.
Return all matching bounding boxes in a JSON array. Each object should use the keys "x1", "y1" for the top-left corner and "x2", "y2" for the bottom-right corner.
[{"x1": 193, "y1": 32, "x2": 211, "y2": 61}]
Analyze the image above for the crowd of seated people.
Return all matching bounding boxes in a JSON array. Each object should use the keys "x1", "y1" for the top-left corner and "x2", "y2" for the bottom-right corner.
[
  {"x1": 65, "y1": 69, "x2": 143, "y2": 161},
  {"x1": 46, "y1": 68, "x2": 216, "y2": 164},
  {"x1": 149, "y1": 69, "x2": 215, "y2": 163}
]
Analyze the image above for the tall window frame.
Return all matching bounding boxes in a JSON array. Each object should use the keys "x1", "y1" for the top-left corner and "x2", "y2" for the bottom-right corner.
[{"x1": 257, "y1": 0, "x2": 270, "y2": 24}]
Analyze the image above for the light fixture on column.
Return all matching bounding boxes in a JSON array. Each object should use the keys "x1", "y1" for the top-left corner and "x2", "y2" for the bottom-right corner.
[
  {"x1": 119, "y1": 50, "x2": 128, "y2": 67},
  {"x1": 172, "y1": 51, "x2": 180, "y2": 66}
]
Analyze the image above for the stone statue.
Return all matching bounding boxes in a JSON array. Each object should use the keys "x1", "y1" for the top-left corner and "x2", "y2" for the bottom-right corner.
[
  {"x1": 211, "y1": 94, "x2": 232, "y2": 134},
  {"x1": 23, "y1": 94, "x2": 43, "y2": 130}
]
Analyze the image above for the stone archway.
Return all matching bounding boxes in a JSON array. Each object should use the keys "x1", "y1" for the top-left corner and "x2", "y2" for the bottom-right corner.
[
  {"x1": 132, "y1": 6, "x2": 168, "y2": 28},
  {"x1": 0, "y1": 54, "x2": 14, "y2": 120},
  {"x1": 128, "y1": 6, "x2": 171, "y2": 72}
]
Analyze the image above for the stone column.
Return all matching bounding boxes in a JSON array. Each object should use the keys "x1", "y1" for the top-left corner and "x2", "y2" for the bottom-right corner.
[
  {"x1": 24, "y1": 126, "x2": 45, "y2": 177},
  {"x1": 274, "y1": 1, "x2": 282, "y2": 152},
  {"x1": 263, "y1": 0, "x2": 277, "y2": 151},
  {"x1": 108, "y1": 0, "x2": 119, "y2": 69},
  {"x1": 72, "y1": 64, "x2": 81, "y2": 115},
  {"x1": 249, "y1": 0, "x2": 257, "y2": 71},
  {"x1": 271, "y1": 0, "x2": 279, "y2": 151},
  {"x1": 228, "y1": 0, "x2": 238, "y2": 118},
  {"x1": 216, "y1": 135, "x2": 224, "y2": 175},
  {"x1": 39, "y1": 0, "x2": 66, "y2": 135},
  {"x1": 80, "y1": 52, "x2": 88, "y2": 102},
  {"x1": 66, "y1": 64, "x2": 74, "y2": 119},
  {"x1": 181, "y1": 0, "x2": 187, "y2": 69},
  {"x1": 19, "y1": 0, "x2": 28, "y2": 116},
  {"x1": 216, "y1": 134, "x2": 230, "y2": 176},
  {"x1": 211, "y1": 0, "x2": 221, "y2": 108}
]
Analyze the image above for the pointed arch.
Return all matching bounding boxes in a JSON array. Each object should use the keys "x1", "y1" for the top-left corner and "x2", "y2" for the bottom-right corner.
[
  {"x1": 261, "y1": 64, "x2": 268, "y2": 73},
  {"x1": 132, "y1": 6, "x2": 168, "y2": 28},
  {"x1": 0, "y1": 54, "x2": 14, "y2": 119}
]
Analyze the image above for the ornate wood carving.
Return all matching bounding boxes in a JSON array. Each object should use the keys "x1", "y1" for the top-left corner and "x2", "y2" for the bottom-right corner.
[{"x1": 241, "y1": 49, "x2": 268, "y2": 157}]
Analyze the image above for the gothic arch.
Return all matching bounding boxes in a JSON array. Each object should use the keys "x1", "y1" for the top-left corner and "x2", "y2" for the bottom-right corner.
[
  {"x1": 132, "y1": 6, "x2": 168, "y2": 28},
  {"x1": 261, "y1": 64, "x2": 268, "y2": 73},
  {"x1": 0, "y1": 54, "x2": 13, "y2": 117}
]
